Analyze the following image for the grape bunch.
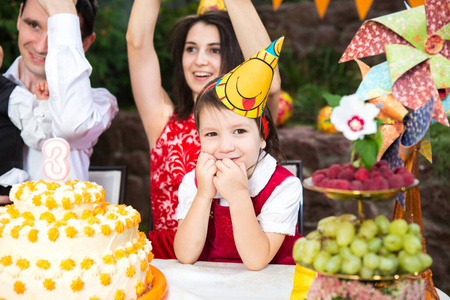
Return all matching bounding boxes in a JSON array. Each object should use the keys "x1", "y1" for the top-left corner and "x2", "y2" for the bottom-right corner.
[
  {"x1": 293, "y1": 214, "x2": 433, "y2": 278},
  {"x1": 311, "y1": 160, "x2": 415, "y2": 191}
]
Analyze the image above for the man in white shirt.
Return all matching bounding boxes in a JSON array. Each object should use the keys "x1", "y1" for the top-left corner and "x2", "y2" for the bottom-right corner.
[{"x1": 3, "y1": 0, "x2": 118, "y2": 185}]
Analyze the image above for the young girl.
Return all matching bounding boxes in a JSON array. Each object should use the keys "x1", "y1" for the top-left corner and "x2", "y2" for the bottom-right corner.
[{"x1": 174, "y1": 38, "x2": 302, "y2": 270}]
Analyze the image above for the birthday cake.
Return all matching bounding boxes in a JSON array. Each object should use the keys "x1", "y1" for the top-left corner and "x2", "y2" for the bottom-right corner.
[{"x1": 0, "y1": 180, "x2": 153, "y2": 299}]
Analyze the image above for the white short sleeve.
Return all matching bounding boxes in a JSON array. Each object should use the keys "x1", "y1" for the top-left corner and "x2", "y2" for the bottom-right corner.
[
  {"x1": 257, "y1": 176, "x2": 302, "y2": 236},
  {"x1": 176, "y1": 170, "x2": 198, "y2": 220}
]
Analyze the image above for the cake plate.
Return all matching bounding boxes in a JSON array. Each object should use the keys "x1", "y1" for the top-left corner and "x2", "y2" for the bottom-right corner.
[
  {"x1": 302, "y1": 177, "x2": 419, "y2": 221},
  {"x1": 138, "y1": 265, "x2": 168, "y2": 300}
]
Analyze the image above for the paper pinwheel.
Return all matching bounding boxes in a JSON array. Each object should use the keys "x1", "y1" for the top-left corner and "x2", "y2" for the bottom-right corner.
[
  {"x1": 215, "y1": 37, "x2": 284, "y2": 118},
  {"x1": 340, "y1": 0, "x2": 450, "y2": 127}
]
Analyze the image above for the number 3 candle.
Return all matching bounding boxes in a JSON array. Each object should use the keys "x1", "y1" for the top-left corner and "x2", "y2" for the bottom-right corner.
[{"x1": 42, "y1": 138, "x2": 70, "y2": 182}]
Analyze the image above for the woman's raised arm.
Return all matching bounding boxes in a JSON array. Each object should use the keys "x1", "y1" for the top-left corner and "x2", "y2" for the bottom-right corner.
[
  {"x1": 224, "y1": 0, "x2": 281, "y2": 122},
  {"x1": 127, "y1": 0, "x2": 174, "y2": 148}
]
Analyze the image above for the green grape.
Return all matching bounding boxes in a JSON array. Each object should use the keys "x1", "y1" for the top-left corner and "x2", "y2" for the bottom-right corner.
[
  {"x1": 363, "y1": 252, "x2": 380, "y2": 270},
  {"x1": 292, "y1": 238, "x2": 307, "y2": 263},
  {"x1": 367, "y1": 237, "x2": 383, "y2": 253},
  {"x1": 313, "y1": 251, "x2": 331, "y2": 272},
  {"x1": 306, "y1": 230, "x2": 322, "y2": 240},
  {"x1": 399, "y1": 253, "x2": 422, "y2": 274},
  {"x1": 402, "y1": 233, "x2": 423, "y2": 255},
  {"x1": 301, "y1": 239, "x2": 321, "y2": 265},
  {"x1": 338, "y1": 214, "x2": 358, "y2": 224},
  {"x1": 339, "y1": 247, "x2": 352, "y2": 259},
  {"x1": 375, "y1": 215, "x2": 390, "y2": 235},
  {"x1": 417, "y1": 252, "x2": 433, "y2": 269},
  {"x1": 360, "y1": 266, "x2": 374, "y2": 279},
  {"x1": 336, "y1": 221, "x2": 355, "y2": 247},
  {"x1": 323, "y1": 238, "x2": 340, "y2": 255},
  {"x1": 350, "y1": 238, "x2": 368, "y2": 257},
  {"x1": 386, "y1": 253, "x2": 399, "y2": 272},
  {"x1": 407, "y1": 223, "x2": 422, "y2": 238},
  {"x1": 318, "y1": 216, "x2": 340, "y2": 238},
  {"x1": 379, "y1": 256, "x2": 396, "y2": 275},
  {"x1": 378, "y1": 246, "x2": 391, "y2": 257},
  {"x1": 341, "y1": 254, "x2": 361, "y2": 275},
  {"x1": 384, "y1": 234, "x2": 403, "y2": 252},
  {"x1": 359, "y1": 219, "x2": 378, "y2": 240},
  {"x1": 388, "y1": 219, "x2": 408, "y2": 236},
  {"x1": 325, "y1": 254, "x2": 342, "y2": 274}
]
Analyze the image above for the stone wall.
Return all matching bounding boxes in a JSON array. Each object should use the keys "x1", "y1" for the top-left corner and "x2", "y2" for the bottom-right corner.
[{"x1": 91, "y1": 0, "x2": 449, "y2": 295}]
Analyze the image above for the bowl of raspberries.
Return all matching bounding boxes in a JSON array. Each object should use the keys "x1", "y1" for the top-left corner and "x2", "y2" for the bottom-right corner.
[{"x1": 304, "y1": 160, "x2": 418, "y2": 200}]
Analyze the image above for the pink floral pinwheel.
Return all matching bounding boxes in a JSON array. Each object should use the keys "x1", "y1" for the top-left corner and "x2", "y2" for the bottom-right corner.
[
  {"x1": 339, "y1": 0, "x2": 450, "y2": 126},
  {"x1": 330, "y1": 94, "x2": 380, "y2": 141}
]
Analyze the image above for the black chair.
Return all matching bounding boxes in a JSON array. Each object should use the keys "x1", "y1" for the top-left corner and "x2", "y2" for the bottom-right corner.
[
  {"x1": 281, "y1": 160, "x2": 303, "y2": 235},
  {"x1": 88, "y1": 166, "x2": 127, "y2": 205}
]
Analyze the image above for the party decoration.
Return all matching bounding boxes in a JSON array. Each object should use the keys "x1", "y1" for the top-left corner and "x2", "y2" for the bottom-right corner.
[
  {"x1": 42, "y1": 138, "x2": 70, "y2": 183},
  {"x1": 273, "y1": 0, "x2": 283, "y2": 11},
  {"x1": 408, "y1": 0, "x2": 425, "y2": 7},
  {"x1": 215, "y1": 37, "x2": 284, "y2": 118},
  {"x1": 316, "y1": 106, "x2": 338, "y2": 134},
  {"x1": 314, "y1": 0, "x2": 373, "y2": 20},
  {"x1": 339, "y1": 0, "x2": 450, "y2": 127},
  {"x1": 197, "y1": 0, "x2": 226, "y2": 15},
  {"x1": 330, "y1": 94, "x2": 379, "y2": 141},
  {"x1": 277, "y1": 90, "x2": 294, "y2": 126}
]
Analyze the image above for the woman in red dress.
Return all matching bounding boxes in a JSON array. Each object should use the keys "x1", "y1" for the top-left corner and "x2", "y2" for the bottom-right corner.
[{"x1": 127, "y1": 0, "x2": 281, "y2": 258}]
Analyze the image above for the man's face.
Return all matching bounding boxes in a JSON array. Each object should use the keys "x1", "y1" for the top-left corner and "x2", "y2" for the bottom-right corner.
[{"x1": 16, "y1": 0, "x2": 49, "y2": 77}]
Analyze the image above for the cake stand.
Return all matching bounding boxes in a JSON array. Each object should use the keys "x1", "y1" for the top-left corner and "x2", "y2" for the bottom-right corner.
[
  {"x1": 302, "y1": 177, "x2": 419, "y2": 222},
  {"x1": 138, "y1": 265, "x2": 168, "y2": 300}
]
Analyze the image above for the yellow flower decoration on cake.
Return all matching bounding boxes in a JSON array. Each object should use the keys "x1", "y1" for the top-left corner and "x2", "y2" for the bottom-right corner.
[
  {"x1": 215, "y1": 37, "x2": 284, "y2": 118},
  {"x1": 14, "y1": 281, "x2": 26, "y2": 294}
]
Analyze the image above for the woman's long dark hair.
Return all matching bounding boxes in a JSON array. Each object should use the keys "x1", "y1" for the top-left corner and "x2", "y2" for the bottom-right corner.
[{"x1": 170, "y1": 10, "x2": 244, "y2": 120}]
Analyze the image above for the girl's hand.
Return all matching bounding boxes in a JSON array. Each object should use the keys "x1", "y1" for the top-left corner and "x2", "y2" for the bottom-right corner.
[
  {"x1": 213, "y1": 158, "x2": 249, "y2": 204},
  {"x1": 0, "y1": 45, "x2": 3, "y2": 68},
  {"x1": 196, "y1": 152, "x2": 217, "y2": 201}
]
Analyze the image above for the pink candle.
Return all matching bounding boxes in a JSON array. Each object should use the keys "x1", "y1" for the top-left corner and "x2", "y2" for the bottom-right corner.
[{"x1": 42, "y1": 138, "x2": 70, "y2": 182}]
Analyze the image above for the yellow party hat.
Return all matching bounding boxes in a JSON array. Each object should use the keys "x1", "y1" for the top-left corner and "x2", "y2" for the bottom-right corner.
[
  {"x1": 197, "y1": 0, "x2": 227, "y2": 15},
  {"x1": 215, "y1": 36, "x2": 284, "y2": 118}
]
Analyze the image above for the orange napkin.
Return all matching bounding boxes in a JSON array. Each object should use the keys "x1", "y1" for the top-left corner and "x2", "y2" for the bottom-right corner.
[{"x1": 290, "y1": 264, "x2": 317, "y2": 300}]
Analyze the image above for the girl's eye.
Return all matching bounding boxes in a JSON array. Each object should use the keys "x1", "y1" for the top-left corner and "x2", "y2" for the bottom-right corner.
[
  {"x1": 211, "y1": 48, "x2": 221, "y2": 54},
  {"x1": 234, "y1": 129, "x2": 246, "y2": 134},
  {"x1": 205, "y1": 132, "x2": 217, "y2": 137},
  {"x1": 185, "y1": 46, "x2": 196, "y2": 53}
]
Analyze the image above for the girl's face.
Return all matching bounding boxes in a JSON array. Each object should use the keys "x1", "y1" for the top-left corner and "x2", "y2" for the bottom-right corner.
[
  {"x1": 182, "y1": 22, "x2": 222, "y2": 101},
  {"x1": 198, "y1": 106, "x2": 266, "y2": 178}
]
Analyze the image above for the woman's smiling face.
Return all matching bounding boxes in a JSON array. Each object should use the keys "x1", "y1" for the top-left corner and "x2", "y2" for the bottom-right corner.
[{"x1": 182, "y1": 22, "x2": 222, "y2": 101}]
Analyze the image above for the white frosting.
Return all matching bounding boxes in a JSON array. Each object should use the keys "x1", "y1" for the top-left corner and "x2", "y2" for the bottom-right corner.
[{"x1": 0, "y1": 180, "x2": 153, "y2": 299}]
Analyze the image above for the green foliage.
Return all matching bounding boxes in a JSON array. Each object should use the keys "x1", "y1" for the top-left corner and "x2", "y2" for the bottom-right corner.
[
  {"x1": 278, "y1": 46, "x2": 361, "y2": 125},
  {"x1": 429, "y1": 122, "x2": 450, "y2": 183},
  {"x1": 0, "y1": 1, "x2": 21, "y2": 71}
]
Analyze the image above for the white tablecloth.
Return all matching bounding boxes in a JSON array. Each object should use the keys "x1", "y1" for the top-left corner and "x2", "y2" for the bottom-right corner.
[
  {"x1": 151, "y1": 259, "x2": 450, "y2": 300},
  {"x1": 150, "y1": 259, "x2": 296, "y2": 300}
]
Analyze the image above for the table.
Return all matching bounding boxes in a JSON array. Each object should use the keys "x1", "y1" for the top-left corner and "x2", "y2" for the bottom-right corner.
[
  {"x1": 150, "y1": 259, "x2": 296, "y2": 300},
  {"x1": 151, "y1": 259, "x2": 450, "y2": 300}
]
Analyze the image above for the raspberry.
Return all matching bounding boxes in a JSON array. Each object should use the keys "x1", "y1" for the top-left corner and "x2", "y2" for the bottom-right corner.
[
  {"x1": 312, "y1": 173, "x2": 326, "y2": 186},
  {"x1": 338, "y1": 169, "x2": 354, "y2": 181},
  {"x1": 328, "y1": 164, "x2": 343, "y2": 179},
  {"x1": 378, "y1": 166, "x2": 393, "y2": 178},
  {"x1": 373, "y1": 160, "x2": 389, "y2": 169},
  {"x1": 331, "y1": 179, "x2": 350, "y2": 190},
  {"x1": 366, "y1": 176, "x2": 389, "y2": 191},
  {"x1": 363, "y1": 178, "x2": 373, "y2": 190},
  {"x1": 370, "y1": 171, "x2": 382, "y2": 178},
  {"x1": 402, "y1": 172, "x2": 415, "y2": 186},
  {"x1": 319, "y1": 178, "x2": 331, "y2": 188},
  {"x1": 389, "y1": 174, "x2": 405, "y2": 189},
  {"x1": 394, "y1": 166, "x2": 408, "y2": 174},
  {"x1": 342, "y1": 162, "x2": 356, "y2": 173},
  {"x1": 355, "y1": 168, "x2": 369, "y2": 182},
  {"x1": 349, "y1": 180, "x2": 364, "y2": 191}
]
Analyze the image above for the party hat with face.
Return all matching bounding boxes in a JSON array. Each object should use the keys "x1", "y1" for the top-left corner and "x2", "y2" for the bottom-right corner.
[
  {"x1": 215, "y1": 36, "x2": 284, "y2": 118},
  {"x1": 197, "y1": 0, "x2": 227, "y2": 15}
]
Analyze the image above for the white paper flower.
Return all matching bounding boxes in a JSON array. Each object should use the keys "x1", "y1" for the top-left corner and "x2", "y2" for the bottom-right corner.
[{"x1": 330, "y1": 94, "x2": 380, "y2": 141}]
